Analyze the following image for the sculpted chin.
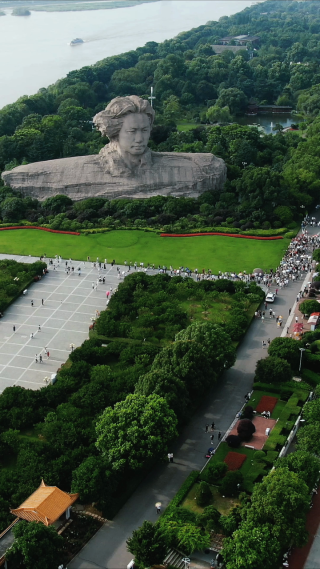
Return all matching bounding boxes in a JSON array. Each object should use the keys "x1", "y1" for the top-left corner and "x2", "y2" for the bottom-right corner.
[{"x1": 2, "y1": 95, "x2": 227, "y2": 201}]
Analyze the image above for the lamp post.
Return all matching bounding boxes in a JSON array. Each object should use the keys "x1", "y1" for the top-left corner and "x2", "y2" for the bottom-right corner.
[
  {"x1": 299, "y1": 347, "x2": 306, "y2": 372},
  {"x1": 148, "y1": 86, "x2": 156, "y2": 108}
]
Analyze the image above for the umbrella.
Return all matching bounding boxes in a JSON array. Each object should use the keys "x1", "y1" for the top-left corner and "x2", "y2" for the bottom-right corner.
[
  {"x1": 253, "y1": 268, "x2": 264, "y2": 275},
  {"x1": 155, "y1": 502, "x2": 162, "y2": 508}
]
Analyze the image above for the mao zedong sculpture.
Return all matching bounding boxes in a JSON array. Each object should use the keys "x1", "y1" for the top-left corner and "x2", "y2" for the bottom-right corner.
[{"x1": 2, "y1": 95, "x2": 226, "y2": 201}]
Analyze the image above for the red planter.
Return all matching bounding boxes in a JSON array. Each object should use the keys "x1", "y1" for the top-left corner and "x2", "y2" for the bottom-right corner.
[
  {"x1": 0, "y1": 226, "x2": 80, "y2": 236},
  {"x1": 224, "y1": 451, "x2": 247, "y2": 471},
  {"x1": 160, "y1": 232, "x2": 283, "y2": 240}
]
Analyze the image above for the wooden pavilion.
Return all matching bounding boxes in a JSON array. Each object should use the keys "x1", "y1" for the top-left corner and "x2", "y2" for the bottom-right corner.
[{"x1": 11, "y1": 480, "x2": 79, "y2": 526}]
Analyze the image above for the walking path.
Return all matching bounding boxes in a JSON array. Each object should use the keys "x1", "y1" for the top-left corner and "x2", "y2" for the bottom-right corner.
[{"x1": 69, "y1": 225, "x2": 320, "y2": 569}]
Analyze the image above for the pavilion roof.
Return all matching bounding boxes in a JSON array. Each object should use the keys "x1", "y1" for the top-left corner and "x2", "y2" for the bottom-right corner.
[{"x1": 11, "y1": 480, "x2": 78, "y2": 526}]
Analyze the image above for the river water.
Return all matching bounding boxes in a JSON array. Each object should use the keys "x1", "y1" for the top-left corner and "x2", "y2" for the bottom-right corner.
[{"x1": 0, "y1": 0, "x2": 254, "y2": 109}]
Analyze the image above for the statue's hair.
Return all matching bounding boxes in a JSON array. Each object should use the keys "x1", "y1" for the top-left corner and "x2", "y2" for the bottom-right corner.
[{"x1": 93, "y1": 95, "x2": 155, "y2": 140}]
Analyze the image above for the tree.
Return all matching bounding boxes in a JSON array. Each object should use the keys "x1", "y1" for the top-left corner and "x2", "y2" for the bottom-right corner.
[
  {"x1": 302, "y1": 399, "x2": 320, "y2": 425},
  {"x1": 177, "y1": 524, "x2": 211, "y2": 554},
  {"x1": 216, "y1": 88, "x2": 248, "y2": 115},
  {"x1": 195, "y1": 481, "x2": 212, "y2": 507},
  {"x1": 254, "y1": 356, "x2": 292, "y2": 384},
  {"x1": 248, "y1": 468, "x2": 309, "y2": 547},
  {"x1": 275, "y1": 450, "x2": 320, "y2": 490},
  {"x1": 198, "y1": 505, "x2": 221, "y2": 532},
  {"x1": 71, "y1": 456, "x2": 117, "y2": 504},
  {"x1": 237, "y1": 419, "x2": 256, "y2": 441},
  {"x1": 175, "y1": 322, "x2": 236, "y2": 374},
  {"x1": 222, "y1": 521, "x2": 282, "y2": 569},
  {"x1": 299, "y1": 299, "x2": 320, "y2": 317},
  {"x1": 296, "y1": 422, "x2": 320, "y2": 454},
  {"x1": 220, "y1": 471, "x2": 243, "y2": 497},
  {"x1": 6, "y1": 520, "x2": 63, "y2": 569},
  {"x1": 1, "y1": 197, "x2": 25, "y2": 222},
  {"x1": 206, "y1": 105, "x2": 232, "y2": 124},
  {"x1": 95, "y1": 394, "x2": 178, "y2": 471},
  {"x1": 127, "y1": 521, "x2": 167, "y2": 568},
  {"x1": 268, "y1": 337, "x2": 301, "y2": 370},
  {"x1": 135, "y1": 369, "x2": 190, "y2": 423}
]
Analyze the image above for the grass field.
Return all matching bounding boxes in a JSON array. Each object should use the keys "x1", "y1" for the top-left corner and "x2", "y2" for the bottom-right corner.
[{"x1": 0, "y1": 230, "x2": 289, "y2": 272}]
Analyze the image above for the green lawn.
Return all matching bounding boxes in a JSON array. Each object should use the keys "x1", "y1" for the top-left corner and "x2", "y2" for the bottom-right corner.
[
  {"x1": 182, "y1": 483, "x2": 240, "y2": 515},
  {"x1": 0, "y1": 230, "x2": 289, "y2": 273},
  {"x1": 177, "y1": 122, "x2": 203, "y2": 131}
]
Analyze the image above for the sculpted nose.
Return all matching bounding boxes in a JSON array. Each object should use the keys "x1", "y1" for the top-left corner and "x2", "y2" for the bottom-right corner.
[{"x1": 135, "y1": 130, "x2": 143, "y2": 142}]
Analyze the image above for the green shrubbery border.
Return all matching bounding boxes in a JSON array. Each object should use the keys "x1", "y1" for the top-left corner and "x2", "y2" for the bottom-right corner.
[{"x1": 161, "y1": 471, "x2": 199, "y2": 519}]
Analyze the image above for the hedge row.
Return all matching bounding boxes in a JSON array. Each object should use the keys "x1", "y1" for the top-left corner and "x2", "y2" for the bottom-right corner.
[
  {"x1": 0, "y1": 226, "x2": 80, "y2": 235},
  {"x1": 161, "y1": 470, "x2": 199, "y2": 519},
  {"x1": 161, "y1": 232, "x2": 283, "y2": 240}
]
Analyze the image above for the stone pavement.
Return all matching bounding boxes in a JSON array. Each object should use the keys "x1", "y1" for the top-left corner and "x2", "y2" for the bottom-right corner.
[
  {"x1": 0, "y1": 254, "x2": 120, "y2": 393},
  {"x1": 69, "y1": 225, "x2": 320, "y2": 569}
]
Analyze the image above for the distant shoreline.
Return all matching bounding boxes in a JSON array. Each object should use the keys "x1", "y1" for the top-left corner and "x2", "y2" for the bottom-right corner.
[{"x1": 0, "y1": 0, "x2": 159, "y2": 12}]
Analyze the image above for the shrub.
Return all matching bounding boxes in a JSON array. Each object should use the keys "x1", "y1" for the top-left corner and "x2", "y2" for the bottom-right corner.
[
  {"x1": 219, "y1": 471, "x2": 243, "y2": 497},
  {"x1": 226, "y1": 434, "x2": 241, "y2": 448},
  {"x1": 202, "y1": 461, "x2": 228, "y2": 484},
  {"x1": 301, "y1": 369, "x2": 320, "y2": 387},
  {"x1": 237, "y1": 419, "x2": 256, "y2": 442},
  {"x1": 242, "y1": 405, "x2": 254, "y2": 419},
  {"x1": 196, "y1": 481, "x2": 212, "y2": 507},
  {"x1": 299, "y1": 299, "x2": 320, "y2": 317},
  {"x1": 254, "y1": 356, "x2": 292, "y2": 384}
]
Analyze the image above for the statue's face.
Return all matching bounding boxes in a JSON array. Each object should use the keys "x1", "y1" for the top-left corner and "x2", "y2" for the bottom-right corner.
[{"x1": 118, "y1": 113, "x2": 151, "y2": 155}]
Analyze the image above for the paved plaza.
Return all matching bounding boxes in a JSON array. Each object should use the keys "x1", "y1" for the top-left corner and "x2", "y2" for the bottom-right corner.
[{"x1": 0, "y1": 254, "x2": 120, "y2": 393}]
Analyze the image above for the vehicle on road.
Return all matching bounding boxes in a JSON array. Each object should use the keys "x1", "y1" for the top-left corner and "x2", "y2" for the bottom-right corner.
[{"x1": 266, "y1": 292, "x2": 276, "y2": 303}]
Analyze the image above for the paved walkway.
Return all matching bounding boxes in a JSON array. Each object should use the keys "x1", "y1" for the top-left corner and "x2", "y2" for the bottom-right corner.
[
  {"x1": 69, "y1": 226, "x2": 320, "y2": 569},
  {"x1": 0, "y1": 255, "x2": 119, "y2": 392}
]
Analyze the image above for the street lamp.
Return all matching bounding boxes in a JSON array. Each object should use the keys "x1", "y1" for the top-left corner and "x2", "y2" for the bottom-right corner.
[
  {"x1": 299, "y1": 347, "x2": 306, "y2": 372},
  {"x1": 182, "y1": 558, "x2": 190, "y2": 569}
]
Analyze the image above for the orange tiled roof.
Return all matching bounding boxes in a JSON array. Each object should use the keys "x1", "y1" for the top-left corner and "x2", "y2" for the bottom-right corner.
[{"x1": 11, "y1": 480, "x2": 79, "y2": 526}]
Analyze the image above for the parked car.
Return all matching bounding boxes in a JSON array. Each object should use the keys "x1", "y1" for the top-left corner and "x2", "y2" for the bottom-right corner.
[{"x1": 266, "y1": 292, "x2": 276, "y2": 303}]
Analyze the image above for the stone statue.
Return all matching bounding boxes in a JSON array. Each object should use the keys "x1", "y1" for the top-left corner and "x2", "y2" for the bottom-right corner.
[{"x1": 2, "y1": 95, "x2": 226, "y2": 201}]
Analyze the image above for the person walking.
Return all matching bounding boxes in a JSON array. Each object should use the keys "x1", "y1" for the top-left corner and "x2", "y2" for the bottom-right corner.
[
  {"x1": 38, "y1": 325, "x2": 41, "y2": 331},
  {"x1": 289, "y1": 307, "x2": 291, "y2": 315},
  {"x1": 39, "y1": 354, "x2": 43, "y2": 363},
  {"x1": 30, "y1": 333, "x2": 34, "y2": 339},
  {"x1": 210, "y1": 434, "x2": 214, "y2": 443},
  {"x1": 295, "y1": 316, "x2": 298, "y2": 323},
  {"x1": 218, "y1": 431, "x2": 222, "y2": 441},
  {"x1": 13, "y1": 325, "x2": 16, "y2": 332},
  {"x1": 170, "y1": 453, "x2": 173, "y2": 463},
  {"x1": 31, "y1": 300, "x2": 34, "y2": 306},
  {"x1": 205, "y1": 424, "x2": 209, "y2": 433},
  {"x1": 156, "y1": 504, "x2": 161, "y2": 514},
  {"x1": 41, "y1": 299, "x2": 44, "y2": 305},
  {"x1": 211, "y1": 422, "x2": 215, "y2": 430},
  {"x1": 35, "y1": 354, "x2": 38, "y2": 363},
  {"x1": 47, "y1": 350, "x2": 50, "y2": 359},
  {"x1": 267, "y1": 338, "x2": 270, "y2": 346},
  {"x1": 167, "y1": 453, "x2": 171, "y2": 463}
]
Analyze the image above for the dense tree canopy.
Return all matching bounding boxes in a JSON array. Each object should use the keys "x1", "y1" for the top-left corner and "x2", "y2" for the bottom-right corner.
[{"x1": 95, "y1": 394, "x2": 178, "y2": 471}]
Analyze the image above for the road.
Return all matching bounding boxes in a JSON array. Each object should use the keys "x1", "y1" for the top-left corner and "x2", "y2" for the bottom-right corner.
[{"x1": 69, "y1": 225, "x2": 319, "y2": 569}]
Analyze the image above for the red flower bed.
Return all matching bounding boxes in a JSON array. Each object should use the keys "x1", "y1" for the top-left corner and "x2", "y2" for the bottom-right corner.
[
  {"x1": 224, "y1": 451, "x2": 247, "y2": 471},
  {"x1": 0, "y1": 226, "x2": 80, "y2": 236},
  {"x1": 161, "y1": 232, "x2": 283, "y2": 240},
  {"x1": 255, "y1": 395, "x2": 278, "y2": 414}
]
